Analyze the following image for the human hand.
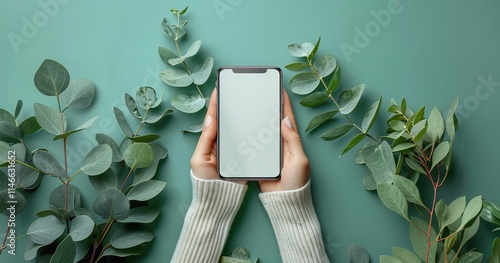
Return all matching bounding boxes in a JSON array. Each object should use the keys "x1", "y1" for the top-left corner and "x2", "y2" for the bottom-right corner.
[
  {"x1": 190, "y1": 89, "x2": 246, "y2": 184},
  {"x1": 259, "y1": 89, "x2": 310, "y2": 192}
]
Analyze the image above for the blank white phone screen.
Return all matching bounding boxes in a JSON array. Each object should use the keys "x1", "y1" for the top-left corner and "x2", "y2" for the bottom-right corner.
[{"x1": 218, "y1": 68, "x2": 281, "y2": 179}]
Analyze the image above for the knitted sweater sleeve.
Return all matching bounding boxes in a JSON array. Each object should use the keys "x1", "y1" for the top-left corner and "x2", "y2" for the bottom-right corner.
[
  {"x1": 259, "y1": 181, "x2": 330, "y2": 263},
  {"x1": 170, "y1": 170, "x2": 248, "y2": 263}
]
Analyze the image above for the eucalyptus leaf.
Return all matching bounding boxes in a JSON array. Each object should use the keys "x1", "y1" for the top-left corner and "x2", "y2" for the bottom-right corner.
[
  {"x1": 133, "y1": 144, "x2": 168, "y2": 186},
  {"x1": 80, "y1": 144, "x2": 113, "y2": 176},
  {"x1": 27, "y1": 215, "x2": 65, "y2": 245},
  {"x1": 160, "y1": 68, "x2": 194, "y2": 87},
  {"x1": 127, "y1": 180, "x2": 166, "y2": 201},
  {"x1": 460, "y1": 195, "x2": 483, "y2": 229},
  {"x1": 392, "y1": 143, "x2": 415, "y2": 152},
  {"x1": 405, "y1": 156, "x2": 427, "y2": 175},
  {"x1": 490, "y1": 238, "x2": 500, "y2": 263},
  {"x1": 363, "y1": 172, "x2": 377, "y2": 191},
  {"x1": 0, "y1": 108, "x2": 16, "y2": 124},
  {"x1": 426, "y1": 107, "x2": 444, "y2": 143},
  {"x1": 377, "y1": 182, "x2": 409, "y2": 220},
  {"x1": 125, "y1": 93, "x2": 141, "y2": 119},
  {"x1": 313, "y1": 54, "x2": 336, "y2": 78},
  {"x1": 348, "y1": 244, "x2": 370, "y2": 263},
  {"x1": 481, "y1": 201, "x2": 500, "y2": 225},
  {"x1": 24, "y1": 240, "x2": 45, "y2": 261},
  {"x1": 136, "y1": 86, "x2": 157, "y2": 110},
  {"x1": 340, "y1": 133, "x2": 366, "y2": 156},
  {"x1": 53, "y1": 116, "x2": 98, "y2": 141},
  {"x1": 380, "y1": 256, "x2": 402, "y2": 263},
  {"x1": 305, "y1": 110, "x2": 338, "y2": 132},
  {"x1": 192, "y1": 57, "x2": 214, "y2": 85},
  {"x1": 0, "y1": 121, "x2": 22, "y2": 142},
  {"x1": 307, "y1": 36, "x2": 321, "y2": 61},
  {"x1": 14, "y1": 100, "x2": 23, "y2": 118},
  {"x1": 143, "y1": 109, "x2": 173, "y2": 124},
  {"x1": 456, "y1": 251, "x2": 483, "y2": 263},
  {"x1": 49, "y1": 235, "x2": 75, "y2": 263},
  {"x1": 411, "y1": 119, "x2": 427, "y2": 143},
  {"x1": 0, "y1": 142, "x2": 9, "y2": 165},
  {"x1": 362, "y1": 141, "x2": 395, "y2": 184},
  {"x1": 113, "y1": 107, "x2": 133, "y2": 136},
  {"x1": 96, "y1": 133, "x2": 123, "y2": 162},
  {"x1": 0, "y1": 190, "x2": 26, "y2": 215},
  {"x1": 160, "y1": 18, "x2": 175, "y2": 38},
  {"x1": 410, "y1": 216, "x2": 437, "y2": 263},
  {"x1": 440, "y1": 196, "x2": 466, "y2": 232},
  {"x1": 339, "y1": 84, "x2": 365, "y2": 114},
  {"x1": 181, "y1": 122, "x2": 203, "y2": 133},
  {"x1": 446, "y1": 97, "x2": 459, "y2": 142},
  {"x1": 19, "y1": 116, "x2": 41, "y2": 136},
  {"x1": 361, "y1": 98, "x2": 382, "y2": 133},
  {"x1": 69, "y1": 215, "x2": 94, "y2": 241},
  {"x1": 320, "y1": 124, "x2": 353, "y2": 141},
  {"x1": 171, "y1": 93, "x2": 205, "y2": 113},
  {"x1": 60, "y1": 78, "x2": 95, "y2": 110},
  {"x1": 92, "y1": 188, "x2": 130, "y2": 220},
  {"x1": 326, "y1": 65, "x2": 341, "y2": 96},
  {"x1": 284, "y1": 62, "x2": 309, "y2": 72},
  {"x1": 288, "y1": 72, "x2": 320, "y2": 95},
  {"x1": 89, "y1": 168, "x2": 118, "y2": 192},
  {"x1": 33, "y1": 150, "x2": 67, "y2": 177},
  {"x1": 123, "y1": 142, "x2": 154, "y2": 169},
  {"x1": 34, "y1": 103, "x2": 66, "y2": 135},
  {"x1": 34, "y1": 59, "x2": 70, "y2": 96},
  {"x1": 49, "y1": 184, "x2": 81, "y2": 212},
  {"x1": 117, "y1": 206, "x2": 160, "y2": 223},
  {"x1": 299, "y1": 91, "x2": 328, "y2": 107},
  {"x1": 461, "y1": 217, "x2": 480, "y2": 248},
  {"x1": 109, "y1": 223, "x2": 154, "y2": 249},
  {"x1": 391, "y1": 247, "x2": 421, "y2": 263},
  {"x1": 431, "y1": 141, "x2": 450, "y2": 170},
  {"x1": 288, "y1": 43, "x2": 308, "y2": 58},
  {"x1": 101, "y1": 246, "x2": 145, "y2": 258},
  {"x1": 158, "y1": 46, "x2": 178, "y2": 64},
  {"x1": 183, "y1": 40, "x2": 202, "y2": 59},
  {"x1": 393, "y1": 175, "x2": 425, "y2": 208},
  {"x1": 129, "y1": 134, "x2": 161, "y2": 143}
]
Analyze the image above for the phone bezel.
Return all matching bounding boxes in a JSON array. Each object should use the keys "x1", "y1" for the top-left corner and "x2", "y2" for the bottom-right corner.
[{"x1": 216, "y1": 66, "x2": 283, "y2": 181}]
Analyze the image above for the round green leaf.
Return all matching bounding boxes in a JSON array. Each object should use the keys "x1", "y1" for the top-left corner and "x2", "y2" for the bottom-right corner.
[
  {"x1": 0, "y1": 190, "x2": 26, "y2": 215},
  {"x1": 192, "y1": 57, "x2": 214, "y2": 85},
  {"x1": 288, "y1": 72, "x2": 320, "y2": 95},
  {"x1": 34, "y1": 103, "x2": 66, "y2": 135},
  {"x1": 288, "y1": 43, "x2": 308, "y2": 57},
  {"x1": 127, "y1": 180, "x2": 166, "y2": 201},
  {"x1": 96, "y1": 133, "x2": 123, "y2": 162},
  {"x1": 123, "y1": 142, "x2": 154, "y2": 169},
  {"x1": 70, "y1": 215, "x2": 94, "y2": 241},
  {"x1": 33, "y1": 150, "x2": 67, "y2": 177},
  {"x1": 109, "y1": 223, "x2": 154, "y2": 249},
  {"x1": 80, "y1": 144, "x2": 112, "y2": 176},
  {"x1": 24, "y1": 240, "x2": 46, "y2": 261},
  {"x1": 171, "y1": 93, "x2": 205, "y2": 113},
  {"x1": 313, "y1": 54, "x2": 336, "y2": 78},
  {"x1": 160, "y1": 68, "x2": 193, "y2": 87},
  {"x1": 158, "y1": 46, "x2": 178, "y2": 64},
  {"x1": 92, "y1": 188, "x2": 130, "y2": 220},
  {"x1": 34, "y1": 59, "x2": 70, "y2": 96},
  {"x1": 19, "y1": 116, "x2": 41, "y2": 137},
  {"x1": 339, "y1": 84, "x2": 365, "y2": 114},
  {"x1": 0, "y1": 108, "x2": 16, "y2": 124},
  {"x1": 89, "y1": 168, "x2": 118, "y2": 192},
  {"x1": 0, "y1": 121, "x2": 22, "y2": 142},
  {"x1": 116, "y1": 206, "x2": 160, "y2": 223},
  {"x1": 136, "y1": 86, "x2": 157, "y2": 110},
  {"x1": 49, "y1": 235, "x2": 75, "y2": 263},
  {"x1": 60, "y1": 78, "x2": 95, "y2": 110},
  {"x1": 49, "y1": 184, "x2": 81, "y2": 212},
  {"x1": 27, "y1": 215, "x2": 65, "y2": 245}
]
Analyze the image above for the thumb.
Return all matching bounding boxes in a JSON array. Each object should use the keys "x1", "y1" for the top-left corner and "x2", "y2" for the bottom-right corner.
[{"x1": 281, "y1": 116, "x2": 305, "y2": 156}]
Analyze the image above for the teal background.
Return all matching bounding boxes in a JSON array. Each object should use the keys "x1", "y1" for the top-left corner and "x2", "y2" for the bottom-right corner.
[{"x1": 1, "y1": 0, "x2": 500, "y2": 262}]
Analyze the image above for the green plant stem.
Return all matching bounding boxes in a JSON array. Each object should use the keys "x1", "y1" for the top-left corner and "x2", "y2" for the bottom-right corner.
[
  {"x1": 90, "y1": 218, "x2": 115, "y2": 263},
  {"x1": 307, "y1": 58, "x2": 380, "y2": 143},
  {"x1": 95, "y1": 243, "x2": 112, "y2": 263},
  {"x1": 134, "y1": 108, "x2": 149, "y2": 137},
  {"x1": 425, "y1": 180, "x2": 439, "y2": 263},
  {"x1": 120, "y1": 166, "x2": 135, "y2": 192},
  {"x1": 173, "y1": 12, "x2": 204, "y2": 99},
  {"x1": 0, "y1": 225, "x2": 10, "y2": 255}
]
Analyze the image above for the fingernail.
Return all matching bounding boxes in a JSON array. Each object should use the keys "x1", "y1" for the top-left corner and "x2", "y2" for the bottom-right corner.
[
  {"x1": 205, "y1": 115, "x2": 212, "y2": 127},
  {"x1": 284, "y1": 116, "x2": 293, "y2": 129}
]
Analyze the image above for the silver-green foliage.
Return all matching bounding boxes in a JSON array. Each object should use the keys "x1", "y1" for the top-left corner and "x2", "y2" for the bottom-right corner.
[
  {"x1": 285, "y1": 36, "x2": 382, "y2": 156},
  {"x1": 286, "y1": 38, "x2": 484, "y2": 262},
  {"x1": 481, "y1": 201, "x2": 500, "y2": 262},
  {"x1": 0, "y1": 59, "x2": 169, "y2": 262},
  {"x1": 159, "y1": 6, "x2": 214, "y2": 132}
]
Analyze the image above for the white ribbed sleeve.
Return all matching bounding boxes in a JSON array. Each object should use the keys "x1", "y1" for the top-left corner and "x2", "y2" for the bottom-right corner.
[
  {"x1": 259, "y1": 181, "x2": 330, "y2": 263},
  {"x1": 170, "y1": 170, "x2": 248, "y2": 263}
]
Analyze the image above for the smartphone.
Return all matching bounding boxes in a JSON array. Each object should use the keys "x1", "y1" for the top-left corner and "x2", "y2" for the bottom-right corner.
[{"x1": 217, "y1": 66, "x2": 282, "y2": 180}]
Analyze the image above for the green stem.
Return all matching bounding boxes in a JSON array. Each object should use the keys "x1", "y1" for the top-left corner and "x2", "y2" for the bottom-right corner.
[
  {"x1": 134, "y1": 108, "x2": 149, "y2": 137},
  {"x1": 120, "y1": 166, "x2": 135, "y2": 192}
]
